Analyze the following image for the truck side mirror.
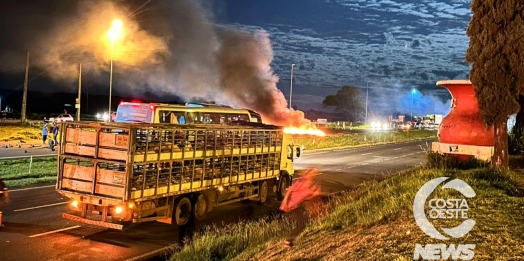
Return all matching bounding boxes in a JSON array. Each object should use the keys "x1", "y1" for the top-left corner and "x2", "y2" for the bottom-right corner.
[{"x1": 296, "y1": 147, "x2": 301, "y2": 158}]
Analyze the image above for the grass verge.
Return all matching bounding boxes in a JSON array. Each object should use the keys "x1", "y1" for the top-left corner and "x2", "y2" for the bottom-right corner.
[
  {"x1": 0, "y1": 157, "x2": 56, "y2": 187},
  {"x1": 295, "y1": 130, "x2": 437, "y2": 151},
  {"x1": 169, "y1": 157, "x2": 524, "y2": 261}
]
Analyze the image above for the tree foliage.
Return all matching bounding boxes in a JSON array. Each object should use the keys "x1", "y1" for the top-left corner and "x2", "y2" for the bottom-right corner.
[
  {"x1": 466, "y1": 0, "x2": 524, "y2": 168},
  {"x1": 322, "y1": 85, "x2": 364, "y2": 122}
]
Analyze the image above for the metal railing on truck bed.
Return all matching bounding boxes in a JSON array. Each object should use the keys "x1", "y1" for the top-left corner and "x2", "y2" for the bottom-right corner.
[{"x1": 56, "y1": 122, "x2": 286, "y2": 202}]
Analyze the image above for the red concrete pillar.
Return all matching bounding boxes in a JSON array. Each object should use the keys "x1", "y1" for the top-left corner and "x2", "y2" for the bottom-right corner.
[{"x1": 434, "y1": 80, "x2": 494, "y2": 160}]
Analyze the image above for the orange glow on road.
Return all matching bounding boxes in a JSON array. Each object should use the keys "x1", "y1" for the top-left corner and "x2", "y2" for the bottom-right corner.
[{"x1": 284, "y1": 126, "x2": 326, "y2": 136}]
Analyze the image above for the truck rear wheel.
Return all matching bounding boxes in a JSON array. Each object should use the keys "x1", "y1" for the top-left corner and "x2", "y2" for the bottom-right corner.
[
  {"x1": 174, "y1": 197, "x2": 192, "y2": 226},
  {"x1": 276, "y1": 174, "x2": 290, "y2": 201},
  {"x1": 258, "y1": 180, "x2": 268, "y2": 205},
  {"x1": 192, "y1": 194, "x2": 208, "y2": 221}
]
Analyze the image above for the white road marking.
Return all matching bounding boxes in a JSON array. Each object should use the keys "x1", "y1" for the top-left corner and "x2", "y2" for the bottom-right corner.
[
  {"x1": 309, "y1": 151, "x2": 330, "y2": 154},
  {"x1": 14, "y1": 202, "x2": 68, "y2": 212},
  {"x1": 29, "y1": 225, "x2": 81, "y2": 238},
  {"x1": 393, "y1": 148, "x2": 402, "y2": 150},
  {"x1": 361, "y1": 163, "x2": 369, "y2": 166},
  {"x1": 361, "y1": 153, "x2": 372, "y2": 155},
  {"x1": 9, "y1": 185, "x2": 55, "y2": 192},
  {"x1": 347, "y1": 166, "x2": 355, "y2": 169},
  {"x1": 335, "y1": 168, "x2": 341, "y2": 171}
]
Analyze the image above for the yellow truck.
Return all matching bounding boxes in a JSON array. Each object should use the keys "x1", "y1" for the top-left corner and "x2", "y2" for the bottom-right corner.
[{"x1": 56, "y1": 121, "x2": 299, "y2": 229}]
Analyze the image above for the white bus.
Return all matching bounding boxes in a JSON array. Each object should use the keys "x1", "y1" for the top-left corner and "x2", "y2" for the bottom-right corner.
[{"x1": 114, "y1": 102, "x2": 263, "y2": 125}]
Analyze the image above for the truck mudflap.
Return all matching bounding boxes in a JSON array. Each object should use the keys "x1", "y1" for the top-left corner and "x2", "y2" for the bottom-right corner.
[{"x1": 62, "y1": 213, "x2": 124, "y2": 230}]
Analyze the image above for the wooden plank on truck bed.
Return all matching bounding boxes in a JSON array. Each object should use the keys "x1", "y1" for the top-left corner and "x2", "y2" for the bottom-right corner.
[
  {"x1": 63, "y1": 164, "x2": 126, "y2": 185},
  {"x1": 65, "y1": 144, "x2": 96, "y2": 157},
  {"x1": 62, "y1": 179, "x2": 125, "y2": 198},
  {"x1": 99, "y1": 132, "x2": 129, "y2": 149},
  {"x1": 98, "y1": 148, "x2": 127, "y2": 161},
  {"x1": 61, "y1": 179, "x2": 93, "y2": 193},
  {"x1": 64, "y1": 144, "x2": 127, "y2": 161},
  {"x1": 63, "y1": 164, "x2": 94, "y2": 181}
]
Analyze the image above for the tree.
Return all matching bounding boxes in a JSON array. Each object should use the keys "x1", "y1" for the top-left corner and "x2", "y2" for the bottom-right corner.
[
  {"x1": 322, "y1": 85, "x2": 364, "y2": 122},
  {"x1": 465, "y1": 0, "x2": 524, "y2": 169}
]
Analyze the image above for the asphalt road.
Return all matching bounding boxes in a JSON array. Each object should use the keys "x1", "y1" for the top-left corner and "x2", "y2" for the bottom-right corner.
[
  {"x1": 0, "y1": 146, "x2": 56, "y2": 160},
  {"x1": 0, "y1": 139, "x2": 432, "y2": 261}
]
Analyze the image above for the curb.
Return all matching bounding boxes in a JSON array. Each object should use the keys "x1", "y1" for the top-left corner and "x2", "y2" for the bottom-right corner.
[
  {"x1": 301, "y1": 137, "x2": 437, "y2": 154},
  {"x1": 124, "y1": 245, "x2": 174, "y2": 261}
]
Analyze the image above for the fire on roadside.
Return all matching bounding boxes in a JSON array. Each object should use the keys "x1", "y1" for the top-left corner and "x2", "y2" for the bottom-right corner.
[{"x1": 283, "y1": 126, "x2": 326, "y2": 137}]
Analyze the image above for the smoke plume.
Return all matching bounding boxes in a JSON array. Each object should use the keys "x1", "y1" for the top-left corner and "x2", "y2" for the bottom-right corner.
[{"x1": 7, "y1": 0, "x2": 309, "y2": 127}]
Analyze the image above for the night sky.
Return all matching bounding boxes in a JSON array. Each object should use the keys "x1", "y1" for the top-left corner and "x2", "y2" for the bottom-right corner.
[{"x1": 0, "y1": 0, "x2": 472, "y2": 121}]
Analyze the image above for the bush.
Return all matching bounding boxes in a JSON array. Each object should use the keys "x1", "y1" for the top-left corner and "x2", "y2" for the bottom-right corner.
[
  {"x1": 508, "y1": 125, "x2": 524, "y2": 155},
  {"x1": 424, "y1": 151, "x2": 490, "y2": 170}
]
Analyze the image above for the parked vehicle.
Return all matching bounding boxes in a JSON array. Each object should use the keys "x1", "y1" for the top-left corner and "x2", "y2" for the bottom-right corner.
[
  {"x1": 56, "y1": 121, "x2": 299, "y2": 229},
  {"x1": 49, "y1": 114, "x2": 74, "y2": 123}
]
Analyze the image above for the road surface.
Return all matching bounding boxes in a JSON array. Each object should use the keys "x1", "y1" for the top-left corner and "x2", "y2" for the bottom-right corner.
[
  {"x1": 0, "y1": 146, "x2": 56, "y2": 160},
  {"x1": 0, "y1": 140, "x2": 431, "y2": 261}
]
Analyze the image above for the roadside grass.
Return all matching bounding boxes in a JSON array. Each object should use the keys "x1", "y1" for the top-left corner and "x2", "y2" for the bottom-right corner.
[
  {"x1": 169, "y1": 154, "x2": 524, "y2": 261},
  {"x1": 0, "y1": 157, "x2": 56, "y2": 187},
  {"x1": 295, "y1": 130, "x2": 437, "y2": 151},
  {"x1": 0, "y1": 124, "x2": 42, "y2": 141}
]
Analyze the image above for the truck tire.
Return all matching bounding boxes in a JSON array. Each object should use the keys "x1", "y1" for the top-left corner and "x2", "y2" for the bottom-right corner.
[
  {"x1": 258, "y1": 180, "x2": 269, "y2": 205},
  {"x1": 192, "y1": 193, "x2": 208, "y2": 221},
  {"x1": 174, "y1": 196, "x2": 192, "y2": 226},
  {"x1": 276, "y1": 174, "x2": 290, "y2": 201}
]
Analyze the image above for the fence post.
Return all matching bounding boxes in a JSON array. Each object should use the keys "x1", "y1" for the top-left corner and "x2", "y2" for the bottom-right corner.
[{"x1": 29, "y1": 155, "x2": 33, "y2": 174}]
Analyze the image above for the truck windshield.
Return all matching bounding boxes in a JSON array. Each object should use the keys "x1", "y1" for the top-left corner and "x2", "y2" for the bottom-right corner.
[{"x1": 115, "y1": 103, "x2": 154, "y2": 123}]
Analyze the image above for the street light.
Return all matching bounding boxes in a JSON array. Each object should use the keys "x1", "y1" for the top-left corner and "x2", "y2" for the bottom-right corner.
[
  {"x1": 106, "y1": 19, "x2": 123, "y2": 121},
  {"x1": 411, "y1": 88, "x2": 416, "y2": 121},
  {"x1": 289, "y1": 64, "x2": 295, "y2": 110}
]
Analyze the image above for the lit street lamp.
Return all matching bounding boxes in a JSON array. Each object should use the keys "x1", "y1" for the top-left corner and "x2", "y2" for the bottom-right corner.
[
  {"x1": 106, "y1": 19, "x2": 123, "y2": 121},
  {"x1": 289, "y1": 64, "x2": 295, "y2": 110}
]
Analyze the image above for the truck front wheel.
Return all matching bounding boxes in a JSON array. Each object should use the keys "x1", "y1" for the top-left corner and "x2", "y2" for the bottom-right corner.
[
  {"x1": 174, "y1": 197, "x2": 192, "y2": 226},
  {"x1": 192, "y1": 194, "x2": 208, "y2": 221}
]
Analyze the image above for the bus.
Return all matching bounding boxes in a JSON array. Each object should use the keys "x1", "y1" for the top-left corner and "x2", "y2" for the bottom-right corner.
[{"x1": 114, "y1": 102, "x2": 263, "y2": 125}]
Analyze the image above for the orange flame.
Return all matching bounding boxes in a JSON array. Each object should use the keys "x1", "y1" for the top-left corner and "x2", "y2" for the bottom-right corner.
[{"x1": 283, "y1": 126, "x2": 326, "y2": 137}]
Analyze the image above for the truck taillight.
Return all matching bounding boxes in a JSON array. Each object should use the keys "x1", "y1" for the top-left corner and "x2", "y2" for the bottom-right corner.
[
  {"x1": 71, "y1": 201, "x2": 79, "y2": 208},
  {"x1": 128, "y1": 203, "x2": 135, "y2": 209},
  {"x1": 115, "y1": 206, "x2": 123, "y2": 214}
]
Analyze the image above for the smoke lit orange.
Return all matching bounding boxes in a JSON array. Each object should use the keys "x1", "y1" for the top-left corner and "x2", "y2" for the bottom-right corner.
[{"x1": 283, "y1": 126, "x2": 326, "y2": 136}]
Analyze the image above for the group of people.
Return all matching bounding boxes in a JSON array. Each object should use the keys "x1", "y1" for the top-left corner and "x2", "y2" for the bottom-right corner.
[{"x1": 42, "y1": 121, "x2": 59, "y2": 146}]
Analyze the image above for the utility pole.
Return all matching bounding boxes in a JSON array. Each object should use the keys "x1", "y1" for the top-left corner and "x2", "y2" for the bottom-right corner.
[
  {"x1": 365, "y1": 81, "x2": 369, "y2": 125},
  {"x1": 21, "y1": 52, "x2": 29, "y2": 123},
  {"x1": 289, "y1": 64, "x2": 295, "y2": 110},
  {"x1": 76, "y1": 64, "x2": 82, "y2": 121}
]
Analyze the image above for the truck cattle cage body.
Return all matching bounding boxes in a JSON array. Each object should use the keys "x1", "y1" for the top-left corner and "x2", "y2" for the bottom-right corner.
[{"x1": 56, "y1": 121, "x2": 299, "y2": 230}]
